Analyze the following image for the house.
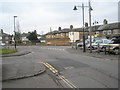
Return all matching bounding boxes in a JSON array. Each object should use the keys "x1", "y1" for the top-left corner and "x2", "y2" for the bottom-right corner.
[
  {"x1": 69, "y1": 23, "x2": 92, "y2": 43},
  {"x1": 45, "y1": 24, "x2": 100, "y2": 45},
  {"x1": 45, "y1": 28, "x2": 70, "y2": 46},
  {"x1": 37, "y1": 34, "x2": 42, "y2": 40},
  {"x1": 96, "y1": 20, "x2": 120, "y2": 39},
  {"x1": 21, "y1": 33, "x2": 30, "y2": 44},
  {"x1": 0, "y1": 29, "x2": 12, "y2": 44}
]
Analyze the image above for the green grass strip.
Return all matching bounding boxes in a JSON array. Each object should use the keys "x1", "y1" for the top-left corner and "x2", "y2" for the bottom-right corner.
[{"x1": 0, "y1": 48, "x2": 17, "y2": 55}]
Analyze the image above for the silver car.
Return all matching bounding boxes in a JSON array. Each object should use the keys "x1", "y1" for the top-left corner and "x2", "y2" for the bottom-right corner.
[{"x1": 86, "y1": 39, "x2": 111, "y2": 49}]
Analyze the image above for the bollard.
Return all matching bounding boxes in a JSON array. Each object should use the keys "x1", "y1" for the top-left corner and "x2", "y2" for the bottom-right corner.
[
  {"x1": 76, "y1": 43, "x2": 77, "y2": 50},
  {"x1": 104, "y1": 47, "x2": 106, "y2": 55},
  {"x1": 97, "y1": 43, "x2": 100, "y2": 53},
  {"x1": 108, "y1": 45, "x2": 110, "y2": 55}
]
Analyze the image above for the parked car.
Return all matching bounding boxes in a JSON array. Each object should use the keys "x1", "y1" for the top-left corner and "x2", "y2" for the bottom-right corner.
[
  {"x1": 93, "y1": 39, "x2": 111, "y2": 49},
  {"x1": 102, "y1": 38, "x2": 120, "y2": 54},
  {"x1": 77, "y1": 39, "x2": 90, "y2": 48},
  {"x1": 86, "y1": 38, "x2": 111, "y2": 49},
  {"x1": 0, "y1": 42, "x2": 5, "y2": 46}
]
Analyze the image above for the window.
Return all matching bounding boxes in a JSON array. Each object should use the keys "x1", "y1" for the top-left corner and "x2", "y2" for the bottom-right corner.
[
  {"x1": 95, "y1": 32, "x2": 99, "y2": 35},
  {"x1": 107, "y1": 30, "x2": 111, "y2": 35},
  {"x1": 5, "y1": 36, "x2": 9, "y2": 40},
  {"x1": 113, "y1": 30, "x2": 118, "y2": 34},
  {"x1": 103, "y1": 31, "x2": 106, "y2": 35}
]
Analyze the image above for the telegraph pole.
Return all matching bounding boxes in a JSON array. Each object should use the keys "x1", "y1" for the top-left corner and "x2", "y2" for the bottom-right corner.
[{"x1": 89, "y1": 0, "x2": 93, "y2": 53}]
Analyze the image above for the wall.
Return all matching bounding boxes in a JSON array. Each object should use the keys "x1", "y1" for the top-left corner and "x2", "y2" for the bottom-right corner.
[{"x1": 45, "y1": 38, "x2": 70, "y2": 46}]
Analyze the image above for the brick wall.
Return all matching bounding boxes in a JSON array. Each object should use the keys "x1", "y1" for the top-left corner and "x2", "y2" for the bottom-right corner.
[{"x1": 45, "y1": 38, "x2": 70, "y2": 46}]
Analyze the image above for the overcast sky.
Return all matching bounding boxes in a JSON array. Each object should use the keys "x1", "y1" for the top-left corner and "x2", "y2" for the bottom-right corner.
[{"x1": 0, "y1": 0, "x2": 119, "y2": 35}]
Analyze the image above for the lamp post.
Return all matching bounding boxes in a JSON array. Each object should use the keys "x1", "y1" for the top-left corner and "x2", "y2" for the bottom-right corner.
[
  {"x1": 73, "y1": 3, "x2": 86, "y2": 52},
  {"x1": 70, "y1": 25, "x2": 74, "y2": 48},
  {"x1": 73, "y1": 2, "x2": 93, "y2": 52},
  {"x1": 14, "y1": 16, "x2": 17, "y2": 50}
]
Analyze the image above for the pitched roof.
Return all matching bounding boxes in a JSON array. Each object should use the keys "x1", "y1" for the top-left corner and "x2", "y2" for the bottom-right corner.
[
  {"x1": 21, "y1": 33, "x2": 29, "y2": 37},
  {"x1": 60, "y1": 28, "x2": 70, "y2": 33},
  {"x1": 97, "y1": 22, "x2": 120, "y2": 30},
  {"x1": 72, "y1": 27, "x2": 89, "y2": 32}
]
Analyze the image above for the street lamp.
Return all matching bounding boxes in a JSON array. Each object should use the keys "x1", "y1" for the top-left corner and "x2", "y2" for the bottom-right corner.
[
  {"x1": 73, "y1": 4, "x2": 86, "y2": 52},
  {"x1": 14, "y1": 16, "x2": 17, "y2": 50},
  {"x1": 70, "y1": 25, "x2": 74, "y2": 48},
  {"x1": 73, "y1": 2, "x2": 92, "y2": 52}
]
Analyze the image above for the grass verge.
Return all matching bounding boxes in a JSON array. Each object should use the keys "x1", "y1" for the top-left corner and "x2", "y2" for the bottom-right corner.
[{"x1": 0, "y1": 48, "x2": 17, "y2": 55}]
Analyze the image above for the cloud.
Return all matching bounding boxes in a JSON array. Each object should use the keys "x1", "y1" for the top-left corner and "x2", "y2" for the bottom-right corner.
[{"x1": 0, "y1": 1, "x2": 119, "y2": 35}]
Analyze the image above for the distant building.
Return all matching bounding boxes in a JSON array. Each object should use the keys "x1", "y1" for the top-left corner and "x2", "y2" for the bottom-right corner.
[
  {"x1": 21, "y1": 33, "x2": 30, "y2": 44},
  {"x1": 45, "y1": 28, "x2": 70, "y2": 46},
  {"x1": 96, "y1": 20, "x2": 120, "y2": 39},
  {"x1": 0, "y1": 29, "x2": 12, "y2": 44},
  {"x1": 44, "y1": 20, "x2": 120, "y2": 46}
]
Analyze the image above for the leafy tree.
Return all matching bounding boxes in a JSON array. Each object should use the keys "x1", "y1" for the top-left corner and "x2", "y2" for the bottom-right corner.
[{"x1": 27, "y1": 30, "x2": 38, "y2": 43}]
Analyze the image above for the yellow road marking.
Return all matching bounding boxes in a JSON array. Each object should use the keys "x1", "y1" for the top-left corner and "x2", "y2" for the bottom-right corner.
[{"x1": 38, "y1": 62, "x2": 77, "y2": 89}]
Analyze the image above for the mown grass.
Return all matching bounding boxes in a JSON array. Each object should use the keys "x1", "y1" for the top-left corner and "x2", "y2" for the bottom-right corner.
[{"x1": 0, "y1": 48, "x2": 17, "y2": 55}]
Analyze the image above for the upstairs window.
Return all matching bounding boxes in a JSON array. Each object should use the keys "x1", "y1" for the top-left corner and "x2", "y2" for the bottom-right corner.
[
  {"x1": 103, "y1": 31, "x2": 107, "y2": 35},
  {"x1": 107, "y1": 30, "x2": 111, "y2": 35},
  {"x1": 95, "y1": 31, "x2": 99, "y2": 35}
]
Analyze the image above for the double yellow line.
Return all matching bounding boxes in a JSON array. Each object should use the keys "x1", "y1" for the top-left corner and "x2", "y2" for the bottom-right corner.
[
  {"x1": 39, "y1": 62, "x2": 58, "y2": 74},
  {"x1": 38, "y1": 62, "x2": 78, "y2": 89}
]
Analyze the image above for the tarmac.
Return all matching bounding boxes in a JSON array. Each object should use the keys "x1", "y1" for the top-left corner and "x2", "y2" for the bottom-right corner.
[{"x1": 1, "y1": 46, "x2": 119, "y2": 82}]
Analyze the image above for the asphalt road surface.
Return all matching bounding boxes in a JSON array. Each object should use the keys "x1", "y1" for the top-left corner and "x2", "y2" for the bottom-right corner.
[{"x1": 2, "y1": 46, "x2": 119, "y2": 89}]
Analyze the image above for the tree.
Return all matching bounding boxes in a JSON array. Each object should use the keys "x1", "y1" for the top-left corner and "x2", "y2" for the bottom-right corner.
[{"x1": 27, "y1": 30, "x2": 38, "y2": 43}]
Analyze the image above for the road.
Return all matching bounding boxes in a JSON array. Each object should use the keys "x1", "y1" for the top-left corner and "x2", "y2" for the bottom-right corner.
[{"x1": 2, "y1": 46, "x2": 119, "y2": 89}]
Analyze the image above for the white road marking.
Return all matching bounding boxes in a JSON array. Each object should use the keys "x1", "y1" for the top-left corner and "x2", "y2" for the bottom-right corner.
[
  {"x1": 40, "y1": 47, "x2": 65, "y2": 52},
  {"x1": 38, "y1": 62, "x2": 77, "y2": 89},
  {"x1": 64, "y1": 66, "x2": 74, "y2": 70}
]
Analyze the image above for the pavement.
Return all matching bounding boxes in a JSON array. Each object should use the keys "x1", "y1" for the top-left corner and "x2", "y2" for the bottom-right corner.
[
  {"x1": 66, "y1": 47, "x2": 120, "y2": 60},
  {"x1": 1, "y1": 48, "x2": 46, "y2": 82},
  {"x1": 2, "y1": 62, "x2": 46, "y2": 82}
]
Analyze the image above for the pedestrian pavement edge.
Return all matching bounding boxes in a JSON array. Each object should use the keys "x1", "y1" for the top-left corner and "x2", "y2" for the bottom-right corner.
[
  {"x1": 2, "y1": 63, "x2": 46, "y2": 82},
  {"x1": 1, "y1": 51, "x2": 31, "y2": 57}
]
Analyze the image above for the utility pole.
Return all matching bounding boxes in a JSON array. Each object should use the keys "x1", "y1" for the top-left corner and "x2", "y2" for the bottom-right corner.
[
  {"x1": 82, "y1": 3, "x2": 86, "y2": 52},
  {"x1": 73, "y1": 0, "x2": 93, "y2": 52},
  {"x1": 89, "y1": 0, "x2": 93, "y2": 53}
]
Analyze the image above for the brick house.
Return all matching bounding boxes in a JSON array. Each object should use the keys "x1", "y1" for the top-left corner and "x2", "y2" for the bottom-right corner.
[
  {"x1": 45, "y1": 25, "x2": 100, "y2": 46},
  {"x1": 45, "y1": 29, "x2": 70, "y2": 46},
  {"x1": 96, "y1": 21, "x2": 120, "y2": 39}
]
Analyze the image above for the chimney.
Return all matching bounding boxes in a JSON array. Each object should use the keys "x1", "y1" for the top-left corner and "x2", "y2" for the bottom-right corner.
[
  {"x1": 103, "y1": 19, "x2": 108, "y2": 25},
  {"x1": 85, "y1": 22, "x2": 88, "y2": 27},
  {"x1": 58, "y1": 27, "x2": 62, "y2": 31},
  {"x1": 1, "y1": 29, "x2": 3, "y2": 34}
]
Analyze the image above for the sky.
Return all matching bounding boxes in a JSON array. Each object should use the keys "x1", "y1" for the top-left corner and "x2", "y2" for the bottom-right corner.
[{"x1": 0, "y1": 0, "x2": 119, "y2": 35}]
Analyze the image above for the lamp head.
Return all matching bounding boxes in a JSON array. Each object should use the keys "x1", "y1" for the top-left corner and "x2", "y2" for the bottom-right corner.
[
  {"x1": 14, "y1": 16, "x2": 17, "y2": 18},
  {"x1": 73, "y1": 6, "x2": 78, "y2": 10},
  {"x1": 90, "y1": 6, "x2": 93, "y2": 10}
]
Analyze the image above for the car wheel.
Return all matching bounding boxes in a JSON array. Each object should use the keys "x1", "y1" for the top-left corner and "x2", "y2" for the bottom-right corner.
[{"x1": 114, "y1": 48, "x2": 119, "y2": 55}]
